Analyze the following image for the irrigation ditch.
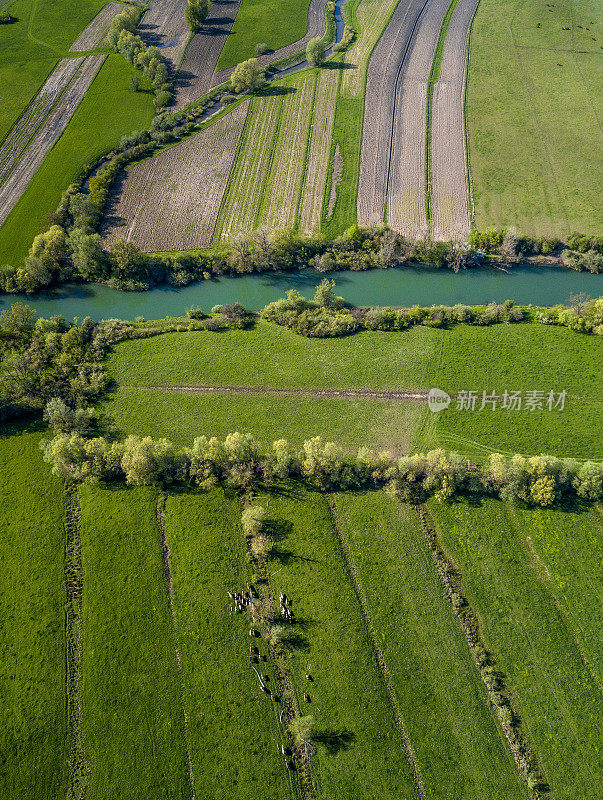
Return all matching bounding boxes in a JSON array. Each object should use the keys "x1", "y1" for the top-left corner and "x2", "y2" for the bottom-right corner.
[
  {"x1": 414, "y1": 504, "x2": 547, "y2": 797},
  {"x1": 65, "y1": 484, "x2": 89, "y2": 800}
]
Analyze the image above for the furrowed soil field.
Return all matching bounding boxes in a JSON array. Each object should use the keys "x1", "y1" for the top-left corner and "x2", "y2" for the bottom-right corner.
[
  {"x1": 430, "y1": 0, "x2": 478, "y2": 241},
  {"x1": 0, "y1": 426, "x2": 68, "y2": 798},
  {"x1": 429, "y1": 499, "x2": 603, "y2": 800},
  {"x1": 466, "y1": 0, "x2": 603, "y2": 235},
  {"x1": 0, "y1": 55, "x2": 154, "y2": 265},
  {"x1": 331, "y1": 491, "x2": 528, "y2": 799},
  {"x1": 103, "y1": 102, "x2": 249, "y2": 251},
  {"x1": 163, "y1": 490, "x2": 291, "y2": 799},
  {"x1": 139, "y1": 0, "x2": 190, "y2": 74},
  {"x1": 79, "y1": 485, "x2": 192, "y2": 799},
  {"x1": 256, "y1": 486, "x2": 418, "y2": 798}
]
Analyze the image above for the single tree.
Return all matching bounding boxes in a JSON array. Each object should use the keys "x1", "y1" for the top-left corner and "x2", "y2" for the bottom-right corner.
[
  {"x1": 185, "y1": 0, "x2": 210, "y2": 33},
  {"x1": 306, "y1": 37, "x2": 326, "y2": 65},
  {"x1": 230, "y1": 58, "x2": 266, "y2": 93}
]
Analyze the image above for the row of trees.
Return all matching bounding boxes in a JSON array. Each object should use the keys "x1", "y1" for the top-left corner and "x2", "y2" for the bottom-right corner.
[{"x1": 40, "y1": 427, "x2": 603, "y2": 507}]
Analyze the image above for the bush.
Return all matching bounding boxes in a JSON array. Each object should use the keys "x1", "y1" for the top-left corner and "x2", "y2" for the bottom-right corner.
[{"x1": 230, "y1": 58, "x2": 265, "y2": 93}]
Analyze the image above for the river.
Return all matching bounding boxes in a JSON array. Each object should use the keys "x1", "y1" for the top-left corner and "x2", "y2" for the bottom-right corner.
[{"x1": 2, "y1": 264, "x2": 600, "y2": 321}]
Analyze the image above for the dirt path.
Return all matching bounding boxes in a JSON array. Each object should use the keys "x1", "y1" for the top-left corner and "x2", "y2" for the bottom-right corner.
[
  {"x1": 327, "y1": 499, "x2": 425, "y2": 799},
  {"x1": 141, "y1": 384, "x2": 430, "y2": 401},
  {"x1": 430, "y1": 0, "x2": 479, "y2": 241},
  {"x1": 156, "y1": 494, "x2": 197, "y2": 799}
]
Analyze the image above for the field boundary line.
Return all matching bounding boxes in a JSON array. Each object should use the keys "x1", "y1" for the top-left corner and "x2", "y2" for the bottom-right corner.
[
  {"x1": 213, "y1": 98, "x2": 253, "y2": 242},
  {"x1": 414, "y1": 503, "x2": 547, "y2": 798},
  {"x1": 462, "y1": 0, "x2": 479, "y2": 226},
  {"x1": 295, "y1": 71, "x2": 319, "y2": 230},
  {"x1": 138, "y1": 384, "x2": 430, "y2": 401},
  {"x1": 65, "y1": 484, "x2": 90, "y2": 800},
  {"x1": 327, "y1": 497, "x2": 425, "y2": 800},
  {"x1": 156, "y1": 493, "x2": 196, "y2": 800}
]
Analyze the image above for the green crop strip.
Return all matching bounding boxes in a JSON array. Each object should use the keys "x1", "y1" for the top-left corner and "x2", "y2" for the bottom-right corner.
[
  {"x1": 425, "y1": 0, "x2": 460, "y2": 226},
  {"x1": 295, "y1": 70, "x2": 319, "y2": 229}
]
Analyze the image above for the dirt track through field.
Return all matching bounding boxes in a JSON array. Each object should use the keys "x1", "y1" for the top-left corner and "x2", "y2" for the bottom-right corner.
[
  {"x1": 142, "y1": 384, "x2": 430, "y2": 401},
  {"x1": 430, "y1": 0, "x2": 479, "y2": 241},
  {"x1": 357, "y1": 0, "x2": 428, "y2": 226},
  {"x1": 102, "y1": 101, "x2": 249, "y2": 251},
  {"x1": 387, "y1": 0, "x2": 451, "y2": 238},
  {"x1": 0, "y1": 3, "x2": 125, "y2": 227}
]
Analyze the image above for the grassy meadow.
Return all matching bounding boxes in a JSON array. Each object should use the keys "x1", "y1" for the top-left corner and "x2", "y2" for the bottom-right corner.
[
  {"x1": 429, "y1": 499, "x2": 603, "y2": 800},
  {"x1": 0, "y1": 424, "x2": 68, "y2": 799},
  {"x1": 216, "y1": 0, "x2": 313, "y2": 70},
  {"x1": 257, "y1": 486, "x2": 417, "y2": 798},
  {"x1": 0, "y1": 55, "x2": 154, "y2": 266},
  {"x1": 0, "y1": 0, "x2": 105, "y2": 142},
  {"x1": 331, "y1": 491, "x2": 528, "y2": 799},
  {"x1": 467, "y1": 0, "x2": 603, "y2": 235},
  {"x1": 163, "y1": 490, "x2": 291, "y2": 800},
  {"x1": 79, "y1": 484, "x2": 192, "y2": 800}
]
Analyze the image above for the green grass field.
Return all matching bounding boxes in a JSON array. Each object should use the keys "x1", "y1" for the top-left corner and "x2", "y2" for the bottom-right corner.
[
  {"x1": 0, "y1": 423, "x2": 68, "y2": 799},
  {"x1": 79, "y1": 484, "x2": 192, "y2": 800},
  {"x1": 429, "y1": 499, "x2": 603, "y2": 800},
  {"x1": 467, "y1": 0, "x2": 603, "y2": 236},
  {"x1": 257, "y1": 486, "x2": 418, "y2": 798},
  {"x1": 331, "y1": 491, "x2": 528, "y2": 799},
  {"x1": 163, "y1": 490, "x2": 291, "y2": 799},
  {"x1": 0, "y1": 0, "x2": 105, "y2": 142},
  {"x1": 216, "y1": 0, "x2": 313, "y2": 70},
  {"x1": 0, "y1": 54, "x2": 154, "y2": 266}
]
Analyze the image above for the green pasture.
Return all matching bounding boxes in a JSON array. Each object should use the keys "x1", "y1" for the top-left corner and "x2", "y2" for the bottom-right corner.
[
  {"x1": 331, "y1": 491, "x2": 527, "y2": 799},
  {"x1": 0, "y1": 424, "x2": 68, "y2": 799},
  {"x1": 103, "y1": 386, "x2": 425, "y2": 453},
  {"x1": 0, "y1": 0, "x2": 105, "y2": 142},
  {"x1": 216, "y1": 0, "x2": 313, "y2": 70},
  {"x1": 429, "y1": 499, "x2": 603, "y2": 800},
  {"x1": 467, "y1": 0, "x2": 603, "y2": 235},
  {"x1": 258, "y1": 486, "x2": 417, "y2": 798},
  {"x1": 0, "y1": 54, "x2": 154, "y2": 266},
  {"x1": 79, "y1": 484, "x2": 191, "y2": 800},
  {"x1": 163, "y1": 490, "x2": 291, "y2": 800}
]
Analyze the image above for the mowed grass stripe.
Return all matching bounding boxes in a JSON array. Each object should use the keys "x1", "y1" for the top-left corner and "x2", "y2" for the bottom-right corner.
[
  {"x1": 331, "y1": 491, "x2": 528, "y2": 799},
  {"x1": 0, "y1": 428, "x2": 68, "y2": 798},
  {"x1": 260, "y1": 487, "x2": 418, "y2": 799},
  {"x1": 79, "y1": 485, "x2": 191, "y2": 800},
  {"x1": 103, "y1": 386, "x2": 425, "y2": 453},
  {"x1": 218, "y1": 93, "x2": 284, "y2": 240},
  {"x1": 299, "y1": 68, "x2": 339, "y2": 233},
  {"x1": 264, "y1": 74, "x2": 317, "y2": 231},
  {"x1": 163, "y1": 490, "x2": 291, "y2": 800},
  {"x1": 429, "y1": 499, "x2": 603, "y2": 800}
]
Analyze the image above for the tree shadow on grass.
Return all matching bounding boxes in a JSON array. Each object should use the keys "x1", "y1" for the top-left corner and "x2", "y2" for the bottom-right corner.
[{"x1": 314, "y1": 729, "x2": 356, "y2": 754}]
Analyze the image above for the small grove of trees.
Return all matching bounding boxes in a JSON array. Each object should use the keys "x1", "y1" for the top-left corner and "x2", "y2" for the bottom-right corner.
[
  {"x1": 230, "y1": 58, "x2": 266, "y2": 93},
  {"x1": 185, "y1": 0, "x2": 210, "y2": 32},
  {"x1": 39, "y1": 426, "x2": 603, "y2": 508},
  {"x1": 306, "y1": 37, "x2": 326, "y2": 65}
]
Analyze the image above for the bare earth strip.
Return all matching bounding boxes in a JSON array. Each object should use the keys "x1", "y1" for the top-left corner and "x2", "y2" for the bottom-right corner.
[
  {"x1": 103, "y1": 101, "x2": 249, "y2": 251},
  {"x1": 139, "y1": 0, "x2": 190, "y2": 74},
  {"x1": 143, "y1": 384, "x2": 430, "y2": 401},
  {"x1": 218, "y1": 94, "x2": 284, "y2": 240},
  {"x1": 0, "y1": 54, "x2": 106, "y2": 227},
  {"x1": 211, "y1": 0, "x2": 328, "y2": 89},
  {"x1": 430, "y1": 0, "x2": 479, "y2": 241},
  {"x1": 69, "y1": 2, "x2": 125, "y2": 51},
  {"x1": 174, "y1": 0, "x2": 241, "y2": 109},
  {"x1": 264, "y1": 76, "x2": 316, "y2": 231},
  {"x1": 356, "y1": 0, "x2": 428, "y2": 226},
  {"x1": 299, "y1": 68, "x2": 339, "y2": 233},
  {"x1": 387, "y1": 0, "x2": 451, "y2": 238}
]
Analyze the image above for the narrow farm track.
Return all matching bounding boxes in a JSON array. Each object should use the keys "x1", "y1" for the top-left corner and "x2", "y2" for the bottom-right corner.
[
  {"x1": 430, "y1": 0, "x2": 479, "y2": 241},
  {"x1": 327, "y1": 499, "x2": 426, "y2": 800},
  {"x1": 174, "y1": 0, "x2": 241, "y2": 109},
  {"x1": 142, "y1": 384, "x2": 430, "y2": 401},
  {"x1": 102, "y1": 101, "x2": 249, "y2": 251},
  {"x1": 387, "y1": 0, "x2": 451, "y2": 238},
  {"x1": 357, "y1": 0, "x2": 427, "y2": 226}
]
